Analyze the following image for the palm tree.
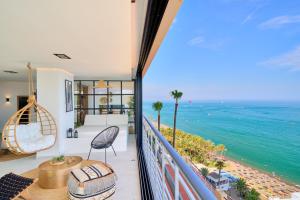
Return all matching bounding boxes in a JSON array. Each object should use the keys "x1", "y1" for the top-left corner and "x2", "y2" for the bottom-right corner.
[
  {"x1": 152, "y1": 101, "x2": 163, "y2": 131},
  {"x1": 235, "y1": 178, "x2": 247, "y2": 197},
  {"x1": 215, "y1": 160, "x2": 225, "y2": 185},
  {"x1": 200, "y1": 167, "x2": 209, "y2": 178},
  {"x1": 245, "y1": 188, "x2": 260, "y2": 200},
  {"x1": 170, "y1": 90, "x2": 183, "y2": 148}
]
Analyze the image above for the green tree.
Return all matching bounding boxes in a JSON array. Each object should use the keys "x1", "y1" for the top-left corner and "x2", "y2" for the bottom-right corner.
[
  {"x1": 160, "y1": 127, "x2": 226, "y2": 165},
  {"x1": 245, "y1": 188, "x2": 260, "y2": 200},
  {"x1": 170, "y1": 90, "x2": 183, "y2": 148},
  {"x1": 127, "y1": 96, "x2": 135, "y2": 118},
  {"x1": 215, "y1": 160, "x2": 225, "y2": 184},
  {"x1": 152, "y1": 101, "x2": 163, "y2": 131},
  {"x1": 200, "y1": 167, "x2": 209, "y2": 178},
  {"x1": 235, "y1": 178, "x2": 247, "y2": 197}
]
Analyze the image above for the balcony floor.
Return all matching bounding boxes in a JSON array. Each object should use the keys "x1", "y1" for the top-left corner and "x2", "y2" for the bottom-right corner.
[{"x1": 0, "y1": 134, "x2": 141, "y2": 200}]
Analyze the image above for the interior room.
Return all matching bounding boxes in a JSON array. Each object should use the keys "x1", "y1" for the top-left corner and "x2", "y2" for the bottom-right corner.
[{"x1": 0, "y1": 0, "x2": 144, "y2": 198}]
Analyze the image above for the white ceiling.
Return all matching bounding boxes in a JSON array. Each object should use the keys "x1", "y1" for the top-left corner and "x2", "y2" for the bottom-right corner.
[{"x1": 0, "y1": 0, "x2": 134, "y2": 81}]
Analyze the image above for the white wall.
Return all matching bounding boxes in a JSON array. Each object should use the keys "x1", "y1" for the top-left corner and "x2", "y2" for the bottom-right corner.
[
  {"x1": 0, "y1": 81, "x2": 28, "y2": 133},
  {"x1": 36, "y1": 68, "x2": 74, "y2": 157}
]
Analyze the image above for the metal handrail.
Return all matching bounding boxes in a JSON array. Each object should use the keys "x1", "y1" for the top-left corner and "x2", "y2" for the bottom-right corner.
[{"x1": 143, "y1": 116, "x2": 217, "y2": 200}]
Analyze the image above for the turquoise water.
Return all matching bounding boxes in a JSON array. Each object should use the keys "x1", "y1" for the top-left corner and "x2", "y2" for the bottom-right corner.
[{"x1": 143, "y1": 101, "x2": 300, "y2": 185}]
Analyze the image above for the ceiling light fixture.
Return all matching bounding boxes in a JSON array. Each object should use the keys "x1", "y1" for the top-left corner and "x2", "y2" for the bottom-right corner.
[
  {"x1": 3, "y1": 70, "x2": 18, "y2": 74},
  {"x1": 53, "y1": 54, "x2": 71, "y2": 59},
  {"x1": 93, "y1": 80, "x2": 111, "y2": 88}
]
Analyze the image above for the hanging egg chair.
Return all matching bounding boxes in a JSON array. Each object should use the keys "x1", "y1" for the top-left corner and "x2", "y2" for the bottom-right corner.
[{"x1": 2, "y1": 63, "x2": 57, "y2": 155}]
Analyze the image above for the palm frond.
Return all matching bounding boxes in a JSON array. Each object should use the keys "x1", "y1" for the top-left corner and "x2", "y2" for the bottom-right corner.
[
  {"x1": 170, "y1": 90, "x2": 183, "y2": 100},
  {"x1": 152, "y1": 101, "x2": 163, "y2": 111}
]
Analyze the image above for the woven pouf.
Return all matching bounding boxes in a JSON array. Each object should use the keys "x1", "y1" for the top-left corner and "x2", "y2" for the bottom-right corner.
[{"x1": 68, "y1": 164, "x2": 117, "y2": 200}]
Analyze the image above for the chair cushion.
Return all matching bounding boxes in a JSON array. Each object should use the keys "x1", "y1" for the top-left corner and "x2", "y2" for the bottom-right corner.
[
  {"x1": 18, "y1": 135, "x2": 55, "y2": 152},
  {"x1": 4, "y1": 123, "x2": 55, "y2": 153},
  {"x1": 68, "y1": 164, "x2": 117, "y2": 199},
  {"x1": 84, "y1": 114, "x2": 128, "y2": 126},
  {"x1": 106, "y1": 114, "x2": 128, "y2": 126}
]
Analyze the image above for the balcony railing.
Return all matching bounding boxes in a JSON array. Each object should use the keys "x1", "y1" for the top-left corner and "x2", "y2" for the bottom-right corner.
[{"x1": 143, "y1": 116, "x2": 217, "y2": 200}]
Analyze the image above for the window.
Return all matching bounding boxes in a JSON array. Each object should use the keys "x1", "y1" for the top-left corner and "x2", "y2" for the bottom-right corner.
[
  {"x1": 108, "y1": 81, "x2": 121, "y2": 94},
  {"x1": 74, "y1": 80, "x2": 135, "y2": 126},
  {"x1": 122, "y1": 81, "x2": 134, "y2": 94}
]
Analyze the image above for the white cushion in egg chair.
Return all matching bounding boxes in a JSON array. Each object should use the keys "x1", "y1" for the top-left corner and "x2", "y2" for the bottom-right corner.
[{"x1": 5, "y1": 123, "x2": 55, "y2": 154}]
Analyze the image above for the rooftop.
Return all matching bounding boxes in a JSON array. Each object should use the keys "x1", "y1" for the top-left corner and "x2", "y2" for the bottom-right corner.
[{"x1": 207, "y1": 172, "x2": 229, "y2": 182}]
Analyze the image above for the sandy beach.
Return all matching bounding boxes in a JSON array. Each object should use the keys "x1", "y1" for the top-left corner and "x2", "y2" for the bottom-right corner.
[{"x1": 224, "y1": 159, "x2": 300, "y2": 199}]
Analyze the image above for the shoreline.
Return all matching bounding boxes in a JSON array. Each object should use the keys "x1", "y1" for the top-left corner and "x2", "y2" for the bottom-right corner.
[
  {"x1": 156, "y1": 121, "x2": 300, "y2": 199},
  {"x1": 223, "y1": 155, "x2": 300, "y2": 187},
  {"x1": 223, "y1": 158, "x2": 300, "y2": 199}
]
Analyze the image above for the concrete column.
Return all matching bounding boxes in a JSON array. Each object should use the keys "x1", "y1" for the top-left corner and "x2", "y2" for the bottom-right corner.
[{"x1": 36, "y1": 68, "x2": 74, "y2": 157}]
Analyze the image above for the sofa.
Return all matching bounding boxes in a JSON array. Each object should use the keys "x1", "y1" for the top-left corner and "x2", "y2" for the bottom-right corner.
[{"x1": 65, "y1": 114, "x2": 128, "y2": 154}]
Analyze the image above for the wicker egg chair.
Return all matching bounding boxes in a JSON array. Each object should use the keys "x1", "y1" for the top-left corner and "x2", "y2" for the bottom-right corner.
[{"x1": 2, "y1": 63, "x2": 57, "y2": 155}]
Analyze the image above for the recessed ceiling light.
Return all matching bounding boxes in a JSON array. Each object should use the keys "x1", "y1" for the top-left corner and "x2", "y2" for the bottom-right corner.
[
  {"x1": 53, "y1": 54, "x2": 71, "y2": 59},
  {"x1": 3, "y1": 70, "x2": 18, "y2": 74}
]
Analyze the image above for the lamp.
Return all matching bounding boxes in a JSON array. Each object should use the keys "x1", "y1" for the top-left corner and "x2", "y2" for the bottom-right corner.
[
  {"x1": 67, "y1": 128, "x2": 73, "y2": 138},
  {"x1": 5, "y1": 97, "x2": 10, "y2": 103},
  {"x1": 93, "y1": 80, "x2": 111, "y2": 88}
]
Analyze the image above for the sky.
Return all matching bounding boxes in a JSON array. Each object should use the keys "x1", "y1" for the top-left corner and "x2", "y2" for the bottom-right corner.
[{"x1": 143, "y1": 0, "x2": 300, "y2": 101}]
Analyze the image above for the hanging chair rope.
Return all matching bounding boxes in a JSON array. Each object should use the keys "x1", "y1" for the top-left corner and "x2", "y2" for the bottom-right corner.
[{"x1": 2, "y1": 63, "x2": 57, "y2": 155}]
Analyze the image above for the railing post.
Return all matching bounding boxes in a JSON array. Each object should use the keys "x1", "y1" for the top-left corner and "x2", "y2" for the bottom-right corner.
[
  {"x1": 174, "y1": 165, "x2": 180, "y2": 200},
  {"x1": 153, "y1": 137, "x2": 158, "y2": 199},
  {"x1": 161, "y1": 147, "x2": 167, "y2": 199}
]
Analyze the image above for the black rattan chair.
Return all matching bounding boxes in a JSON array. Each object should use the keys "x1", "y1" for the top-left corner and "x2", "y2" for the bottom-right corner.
[{"x1": 87, "y1": 126, "x2": 119, "y2": 164}]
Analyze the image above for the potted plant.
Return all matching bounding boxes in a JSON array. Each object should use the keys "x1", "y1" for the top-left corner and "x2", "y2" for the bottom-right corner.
[
  {"x1": 50, "y1": 155, "x2": 65, "y2": 165},
  {"x1": 127, "y1": 96, "x2": 135, "y2": 134}
]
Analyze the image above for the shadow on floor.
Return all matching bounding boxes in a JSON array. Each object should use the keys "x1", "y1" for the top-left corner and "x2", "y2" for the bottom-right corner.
[{"x1": 0, "y1": 149, "x2": 34, "y2": 162}]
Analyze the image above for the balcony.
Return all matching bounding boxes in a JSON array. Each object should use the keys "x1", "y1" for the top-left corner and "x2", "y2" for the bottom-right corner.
[{"x1": 142, "y1": 116, "x2": 217, "y2": 200}]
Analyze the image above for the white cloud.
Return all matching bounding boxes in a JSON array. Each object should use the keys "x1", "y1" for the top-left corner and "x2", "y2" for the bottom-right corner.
[
  {"x1": 187, "y1": 36, "x2": 205, "y2": 46},
  {"x1": 242, "y1": 11, "x2": 256, "y2": 24},
  {"x1": 242, "y1": 5, "x2": 264, "y2": 25},
  {"x1": 187, "y1": 36, "x2": 227, "y2": 50},
  {"x1": 260, "y1": 46, "x2": 300, "y2": 71},
  {"x1": 259, "y1": 15, "x2": 300, "y2": 29}
]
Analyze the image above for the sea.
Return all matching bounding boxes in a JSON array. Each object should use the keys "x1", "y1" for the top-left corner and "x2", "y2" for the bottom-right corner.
[{"x1": 143, "y1": 101, "x2": 300, "y2": 185}]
